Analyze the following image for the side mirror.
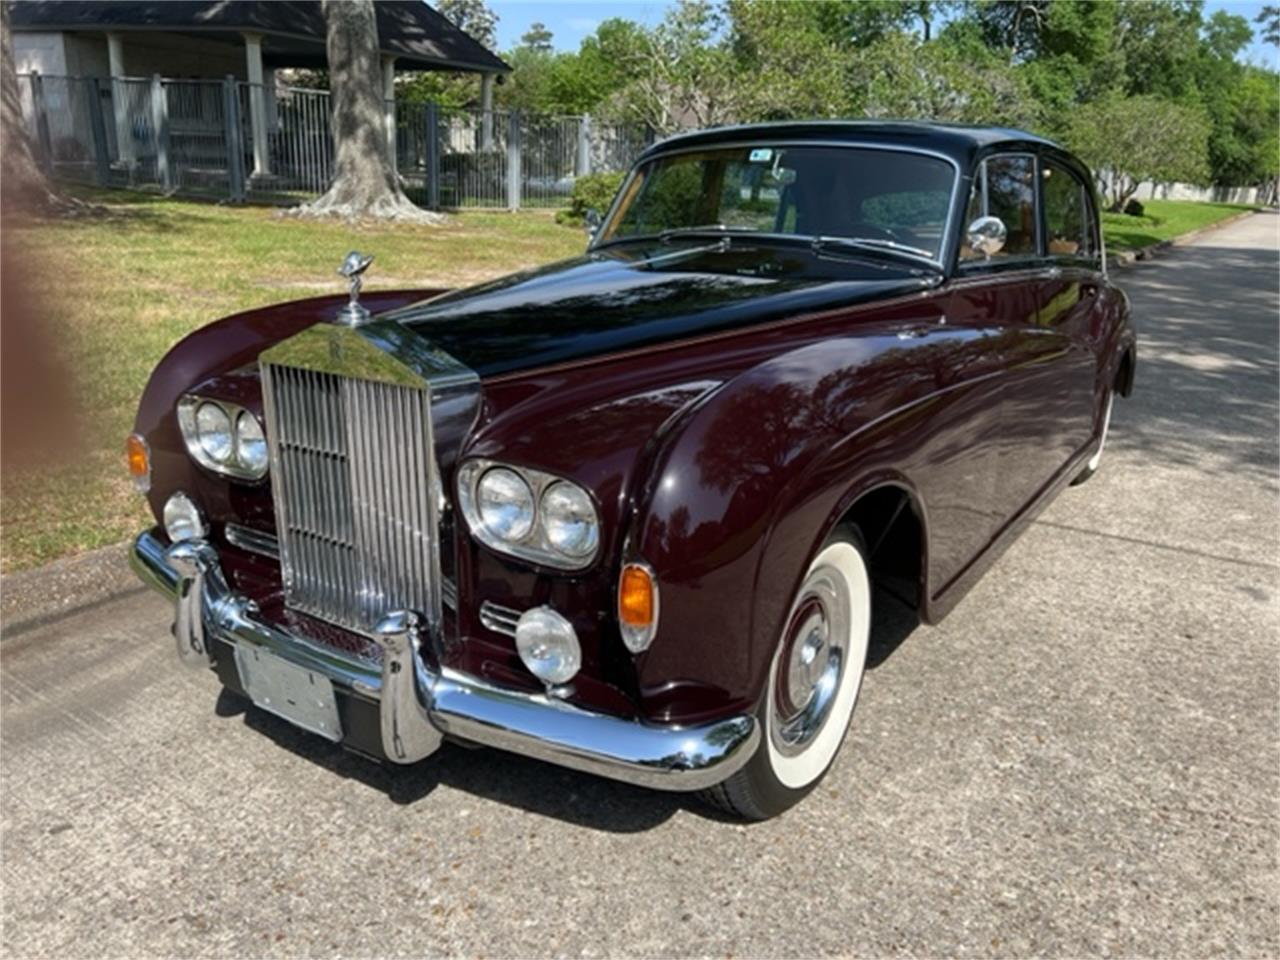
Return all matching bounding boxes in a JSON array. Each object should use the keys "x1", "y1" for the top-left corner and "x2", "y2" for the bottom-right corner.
[
  {"x1": 966, "y1": 215, "x2": 1007, "y2": 259},
  {"x1": 585, "y1": 208, "x2": 602, "y2": 244}
]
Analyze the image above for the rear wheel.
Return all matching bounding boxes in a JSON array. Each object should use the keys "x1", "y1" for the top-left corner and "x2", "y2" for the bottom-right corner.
[
  {"x1": 1073, "y1": 388, "x2": 1114, "y2": 485},
  {"x1": 699, "y1": 532, "x2": 871, "y2": 820}
]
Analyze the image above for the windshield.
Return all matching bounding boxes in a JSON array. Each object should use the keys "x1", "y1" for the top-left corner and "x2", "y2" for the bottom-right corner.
[{"x1": 599, "y1": 145, "x2": 957, "y2": 261}]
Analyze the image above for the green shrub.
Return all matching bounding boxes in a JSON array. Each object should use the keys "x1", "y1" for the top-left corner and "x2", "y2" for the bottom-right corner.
[{"x1": 556, "y1": 171, "x2": 626, "y2": 226}]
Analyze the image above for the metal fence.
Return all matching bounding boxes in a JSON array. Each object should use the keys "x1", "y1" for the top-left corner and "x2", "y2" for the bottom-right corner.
[{"x1": 16, "y1": 72, "x2": 651, "y2": 210}]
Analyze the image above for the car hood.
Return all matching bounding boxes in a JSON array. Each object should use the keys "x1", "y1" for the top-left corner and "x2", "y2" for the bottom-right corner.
[{"x1": 387, "y1": 243, "x2": 937, "y2": 378}]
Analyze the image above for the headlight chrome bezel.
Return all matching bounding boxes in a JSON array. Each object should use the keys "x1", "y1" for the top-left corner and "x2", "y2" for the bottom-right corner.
[
  {"x1": 457, "y1": 458, "x2": 601, "y2": 571},
  {"x1": 177, "y1": 395, "x2": 269, "y2": 482}
]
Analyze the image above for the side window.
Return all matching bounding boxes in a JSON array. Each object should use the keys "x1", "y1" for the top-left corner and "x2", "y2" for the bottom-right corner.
[
  {"x1": 960, "y1": 155, "x2": 1037, "y2": 262},
  {"x1": 1043, "y1": 161, "x2": 1095, "y2": 259}
]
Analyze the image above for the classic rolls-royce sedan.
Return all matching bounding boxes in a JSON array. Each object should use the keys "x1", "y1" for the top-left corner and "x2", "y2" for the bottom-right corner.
[{"x1": 129, "y1": 121, "x2": 1135, "y2": 820}]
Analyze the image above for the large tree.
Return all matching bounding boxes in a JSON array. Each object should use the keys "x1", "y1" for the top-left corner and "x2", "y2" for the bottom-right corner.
[
  {"x1": 296, "y1": 0, "x2": 441, "y2": 222},
  {"x1": 0, "y1": 1, "x2": 73, "y2": 215},
  {"x1": 1066, "y1": 95, "x2": 1211, "y2": 209},
  {"x1": 437, "y1": 0, "x2": 498, "y2": 52}
]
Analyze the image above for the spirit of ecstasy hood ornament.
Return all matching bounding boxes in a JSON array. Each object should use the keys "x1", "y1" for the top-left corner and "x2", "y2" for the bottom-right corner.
[{"x1": 336, "y1": 251, "x2": 374, "y2": 325}]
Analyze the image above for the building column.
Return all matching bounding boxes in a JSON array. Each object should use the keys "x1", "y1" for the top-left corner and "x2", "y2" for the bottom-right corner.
[
  {"x1": 243, "y1": 32, "x2": 270, "y2": 176},
  {"x1": 480, "y1": 72, "x2": 495, "y2": 150},
  {"x1": 106, "y1": 31, "x2": 134, "y2": 165},
  {"x1": 382, "y1": 55, "x2": 397, "y2": 172}
]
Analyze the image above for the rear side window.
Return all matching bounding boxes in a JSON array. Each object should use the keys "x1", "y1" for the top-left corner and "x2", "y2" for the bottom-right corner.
[
  {"x1": 961, "y1": 155, "x2": 1037, "y2": 262},
  {"x1": 1042, "y1": 160, "x2": 1096, "y2": 259}
]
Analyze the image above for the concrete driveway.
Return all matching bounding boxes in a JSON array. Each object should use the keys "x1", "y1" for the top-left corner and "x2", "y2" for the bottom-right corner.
[{"x1": 3, "y1": 213, "x2": 1277, "y2": 958}]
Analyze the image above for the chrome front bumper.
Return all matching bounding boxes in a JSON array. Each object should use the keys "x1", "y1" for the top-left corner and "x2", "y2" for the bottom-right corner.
[{"x1": 130, "y1": 530, "x2": 758, "y2": 792}]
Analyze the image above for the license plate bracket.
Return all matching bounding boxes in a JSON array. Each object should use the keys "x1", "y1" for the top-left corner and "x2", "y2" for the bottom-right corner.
[{"x1": 234, "y1": 643, "x2": 343, "y2": 742}]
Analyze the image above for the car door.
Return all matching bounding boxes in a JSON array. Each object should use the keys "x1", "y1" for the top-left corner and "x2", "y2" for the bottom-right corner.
[
  {"x1": 1031, "y1": 156, "x2": 1105, "y2": 466},
  {"x1": 948, "y1": 152, "x2": 1058, "y2": 528}
]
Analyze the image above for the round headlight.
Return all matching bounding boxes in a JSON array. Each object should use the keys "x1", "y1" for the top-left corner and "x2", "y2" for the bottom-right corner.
[
  {"x1": 515, "y1": 607, "x2": 581, "y2": 685},
  {"x1": 163, "y1": 491, "x2": 206, "y2": 543},
  {"x1": 195, "y1": 402, "x2": 233, "y2": 463},
  {"x1": 540, "y1": 482, "x2": 599, "y2": 559},
  {"x1": 235, "y1": 411, "x2": 268, "y2": 477},
  {"x1": 476, "y1": 467, "x2": 535, "y2": 542}
]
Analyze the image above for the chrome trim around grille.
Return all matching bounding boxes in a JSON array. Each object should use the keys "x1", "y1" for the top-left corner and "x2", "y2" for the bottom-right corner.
[
  {"x1": 224, "y1": 523, "x2": 279, "y2": 560},
  {"x1": 262, "y1": 364, "x2": 437, "y2": 634},
  {"x1": 258, "y1": 319, "x2": 479, "y2": 640}
]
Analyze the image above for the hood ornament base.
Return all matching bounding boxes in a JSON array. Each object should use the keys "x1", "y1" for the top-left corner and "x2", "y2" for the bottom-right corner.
[{"x1": 336, "y1": 251, "x2": 374, "y2": 326}]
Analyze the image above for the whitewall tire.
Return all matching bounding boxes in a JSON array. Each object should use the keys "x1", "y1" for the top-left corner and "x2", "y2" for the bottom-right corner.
[
  {"x1": 700, "y1": 532, "x2": 872, "y2": 820},
  {"x1": 1073, "y1": 389, "x2": 1114, "y2": 485}
]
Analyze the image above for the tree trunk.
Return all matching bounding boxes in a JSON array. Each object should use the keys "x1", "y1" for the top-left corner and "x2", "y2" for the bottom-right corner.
[
  {"x1": 0, "y1": 2, "x2": 77, "y2": 216},
  {"x1": 295, "y1": 0, "x2": 443, "y2": 223}
]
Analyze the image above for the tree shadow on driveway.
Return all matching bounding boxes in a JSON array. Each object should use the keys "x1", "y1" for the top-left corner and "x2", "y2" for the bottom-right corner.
[{"x1": 1111, "y1": 237, "x2": 1279, "y2": 484}]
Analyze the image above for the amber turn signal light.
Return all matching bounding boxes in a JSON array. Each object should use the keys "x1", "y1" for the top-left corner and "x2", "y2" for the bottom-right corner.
[
  {"x1": 618, "y1": 562, "x2": 659, "y2": 653},
  {"x1": 126, "y1": 433, "x2": 151, "y2": 493}
]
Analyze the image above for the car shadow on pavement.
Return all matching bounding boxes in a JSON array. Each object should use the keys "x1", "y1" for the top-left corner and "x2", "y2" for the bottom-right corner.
[
  {"x1": 217, "y1": 687, "x2": 693, "y2": 831},
  {"x1": 209, "y1": 578, "x2": 924, "y2": 832}
]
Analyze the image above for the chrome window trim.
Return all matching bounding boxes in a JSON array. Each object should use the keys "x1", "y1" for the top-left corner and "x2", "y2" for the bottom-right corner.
[
  {"x1": 1039, "y1": 156, "x2": 1104, "y2": 271},
  {"x1": 956, "y1": 151, "x2": 1042, "y2": 272},
  {"x1": 591, "y1": 139, "x2": 963, "y2": 270}
]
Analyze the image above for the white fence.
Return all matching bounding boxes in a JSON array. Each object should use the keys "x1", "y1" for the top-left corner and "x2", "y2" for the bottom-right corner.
[
  {"x1": 16, "y1": 72, "x2": 652, "y2": 210},
  {"x1": 1132, "y1": 180, "x2": 1270, "y2": 206}
]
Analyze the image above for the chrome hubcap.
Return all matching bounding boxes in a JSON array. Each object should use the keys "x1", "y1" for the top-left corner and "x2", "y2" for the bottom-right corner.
[{"x1": 770, "y1": 568, "x2": 849, "y2": 758}]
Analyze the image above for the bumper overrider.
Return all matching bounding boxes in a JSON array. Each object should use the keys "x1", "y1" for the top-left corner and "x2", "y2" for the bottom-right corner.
[{"x1": 131, "y1": 529, "x2": 758, "y2": 791}]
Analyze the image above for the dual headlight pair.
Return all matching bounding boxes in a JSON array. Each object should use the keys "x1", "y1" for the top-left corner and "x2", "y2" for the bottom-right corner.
[
  {"x1": 177, "y1": 396, "x2": 268, "y2": 481},
  {"x1": 456, "y1": 459, "x2": 600, "y2": 570},
  {"x1": 177, "y1": 399, "x2": 599, "y2": 572}
]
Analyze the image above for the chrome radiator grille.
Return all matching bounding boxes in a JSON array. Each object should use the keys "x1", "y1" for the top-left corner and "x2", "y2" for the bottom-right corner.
[{"x1": 260, "y1": 364, "x2": 436, "y2": 634}]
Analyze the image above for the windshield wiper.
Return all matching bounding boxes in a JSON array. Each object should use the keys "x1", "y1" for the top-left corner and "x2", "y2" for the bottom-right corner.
[
  {"x1": 810, "y1": 235, "x2": 939, "y2": 266},
  {"x1": 658, "y1": 224, "x2": 759, "y2": 243}
]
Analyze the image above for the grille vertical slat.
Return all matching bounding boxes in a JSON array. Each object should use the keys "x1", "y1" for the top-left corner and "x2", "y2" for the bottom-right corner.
[{"x1": 261, "y1": 363, "x2": 436, "y2": 635}]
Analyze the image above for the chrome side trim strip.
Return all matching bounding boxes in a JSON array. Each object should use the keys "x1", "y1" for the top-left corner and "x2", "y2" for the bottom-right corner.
[
  {"x1": 224, "y1": 523, "x2": 279, "y2": 559},
  {"x1": 479, "y1": 600, "x2": 521, "y2": 637},
  {"x1": 132, "y1": 529, "x2": 758, "y2": 792}
]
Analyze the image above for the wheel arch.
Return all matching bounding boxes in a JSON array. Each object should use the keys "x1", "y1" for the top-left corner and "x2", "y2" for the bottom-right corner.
[{"x1": 741, "y1": 471, "x2": 932, "y2": 709}]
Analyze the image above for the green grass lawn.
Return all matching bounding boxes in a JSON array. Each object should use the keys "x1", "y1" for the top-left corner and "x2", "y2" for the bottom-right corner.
[
  {"x1": 1102, "y1": 198, "x2": 1257, "y2": 252},
  {"x1": 0, "y1": 192, "x2": 1257, "y2": 573},
  {"x1": 0, "y1": 189, "x2": 585, "y2": 573}
]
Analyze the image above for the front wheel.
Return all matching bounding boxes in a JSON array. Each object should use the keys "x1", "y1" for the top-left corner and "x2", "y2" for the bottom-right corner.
[{"x1": 699, "y1": 532, "x2": 872, "y2": 820}]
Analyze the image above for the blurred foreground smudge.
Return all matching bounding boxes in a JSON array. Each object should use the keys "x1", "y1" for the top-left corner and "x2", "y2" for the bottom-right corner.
[{"x1": 1, "y1": 235, "x2": 79, "y2": 471}]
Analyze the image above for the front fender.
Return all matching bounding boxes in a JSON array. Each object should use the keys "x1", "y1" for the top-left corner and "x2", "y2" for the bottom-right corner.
[{"x1": 628, "y1": 332, "x2": 940, "y2": 714}]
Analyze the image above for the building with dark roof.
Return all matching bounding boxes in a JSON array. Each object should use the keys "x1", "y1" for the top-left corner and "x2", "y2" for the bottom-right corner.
[{"x1": 10, "y1": 1, "x2": 509, "y2": 177}]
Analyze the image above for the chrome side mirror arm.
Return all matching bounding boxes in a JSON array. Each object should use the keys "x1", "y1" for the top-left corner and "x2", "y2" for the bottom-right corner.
[{"x1": 585, "y1": 208, "x2": 602, "y2": 247}]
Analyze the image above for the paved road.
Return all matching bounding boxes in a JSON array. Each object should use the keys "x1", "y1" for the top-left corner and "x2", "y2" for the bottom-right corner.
[{"x1": 3, "y1": 214, "x2": 1277, "y2": 958}]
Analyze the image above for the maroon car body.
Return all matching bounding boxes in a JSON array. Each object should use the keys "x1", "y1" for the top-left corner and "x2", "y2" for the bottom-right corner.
[{"x1": 130, "y1": 122, "x2": 1135, "y2": 818}]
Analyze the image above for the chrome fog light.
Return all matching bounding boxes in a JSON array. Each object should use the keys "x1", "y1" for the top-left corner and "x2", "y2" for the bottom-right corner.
[
  {"x1": 515, "y1": 607, "x2": 581, "y2": 686},
  {"x1": 163, "y1": 491, "x2": 207, "y2": 543}
]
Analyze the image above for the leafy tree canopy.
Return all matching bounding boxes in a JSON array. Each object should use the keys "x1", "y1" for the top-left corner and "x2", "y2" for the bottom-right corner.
[{"x1": 412, "y1": 0, "x2": 1278, "y2": 189}]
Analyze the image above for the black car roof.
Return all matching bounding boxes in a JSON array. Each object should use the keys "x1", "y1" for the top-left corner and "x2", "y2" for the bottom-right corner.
[{"x1": 641, "y1": 120, "x2": 1063, "y2": 170}]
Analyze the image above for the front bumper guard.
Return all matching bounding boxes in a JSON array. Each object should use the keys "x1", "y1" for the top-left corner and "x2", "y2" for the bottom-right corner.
[{"x1": 131, "y1": 530, "x2": 758, "y2": 792}]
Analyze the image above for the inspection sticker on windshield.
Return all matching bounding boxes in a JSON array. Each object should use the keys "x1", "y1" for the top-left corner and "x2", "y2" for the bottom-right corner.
[{"x1": 748, "y1": 148, "x2": 773, "y2": 162}]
